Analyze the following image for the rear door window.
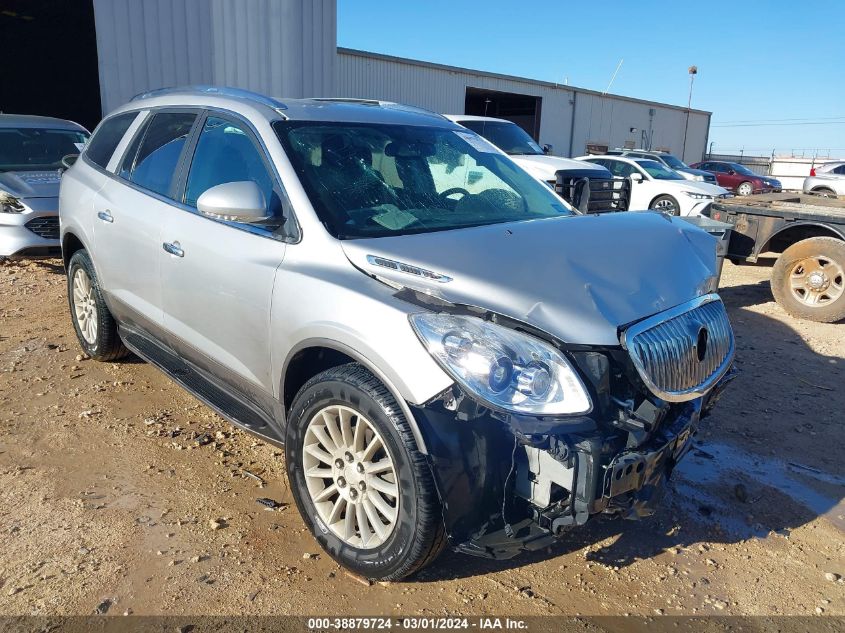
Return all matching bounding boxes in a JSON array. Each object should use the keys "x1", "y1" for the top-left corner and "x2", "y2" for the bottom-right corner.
[
  {"x1": 85, "y1": 112, "x2": 138, "y2": 168},
  {"x1": 128, "y1": 112, "x2": 197, "y2": 197}
]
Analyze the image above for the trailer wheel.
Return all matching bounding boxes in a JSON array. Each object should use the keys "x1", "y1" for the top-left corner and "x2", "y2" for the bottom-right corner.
[{"x1": 771, "y1": 237, "x2": 845, "y2": 323}]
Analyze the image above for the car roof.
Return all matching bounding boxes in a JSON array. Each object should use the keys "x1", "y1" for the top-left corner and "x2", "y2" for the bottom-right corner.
[
  {"x1": 115, "y1": 86, "x2": 457, "y2": 129},
  {"x1": 444, "y1": 114, "x2": 511, "y2": 124},
  {"x1": 0, "y1": 113, "x2": 89, "y2": 133},
  {"x1": 580, "y1": 155, "x2": 647, "y2": 165}
]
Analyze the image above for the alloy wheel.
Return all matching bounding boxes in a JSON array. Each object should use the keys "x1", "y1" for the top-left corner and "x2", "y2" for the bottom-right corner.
[
  {"x1": 789, "y1": 256, "x2": 844, "y2": 307},
  {"x1": 302, "y1": 404, "x2": 399, "y2": 549},
  {"x1": 737, "y1": 182, "x2": 753, "y2": 196},
  {"x1": 654, "y1": 198, "x2": 677, "y2": 213},
  {"x1": 72, "y1": 268, "x2": 98, "y2": 344}
]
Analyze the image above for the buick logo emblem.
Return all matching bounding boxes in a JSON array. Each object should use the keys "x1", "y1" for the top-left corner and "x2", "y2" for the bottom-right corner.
[{"x1": 695, "y1": 326, "x2": 709, "y2": 362}]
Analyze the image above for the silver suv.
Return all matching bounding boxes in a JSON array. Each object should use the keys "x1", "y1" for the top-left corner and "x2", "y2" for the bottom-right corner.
[{"x1": 60, "y1": 87, "x2": 735, "y2": 581}]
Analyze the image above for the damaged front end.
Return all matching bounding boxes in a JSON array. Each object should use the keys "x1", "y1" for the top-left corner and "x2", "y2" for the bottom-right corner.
[{"x1": 410, "y1": 294, "x2": 736, "y2": 560}]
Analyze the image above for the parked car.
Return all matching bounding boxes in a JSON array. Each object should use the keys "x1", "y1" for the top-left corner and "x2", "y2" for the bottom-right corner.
[
  {"x1": 444, "y1": 114, "x2": 610, "y2": 185},
  {"x1": 690, "y1": 160, "x2": 782, "y2": 196},
  {"x1": 60, "y1": 87, "x2": 735, "y2": 580},
  {"x1": 577, "y1": 155, "x2": 730, "y2": 216},
  {"x1": 607, "y1": 148, "x2": 717, "y2": 183},
  {"x1": 445, "y1": 115, "x2": 628, "y2": 211},
  {"x1": 0, "y1": 114, "x2": 89, "y2": 261},
  {"x1": 803, "y1": 161, "x2": 845, "y2": 197}
]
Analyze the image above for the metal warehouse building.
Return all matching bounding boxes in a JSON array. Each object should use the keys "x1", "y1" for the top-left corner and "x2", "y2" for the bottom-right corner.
[{"x1": 1, "y1": 0, "x2": 711, "y2": 162}]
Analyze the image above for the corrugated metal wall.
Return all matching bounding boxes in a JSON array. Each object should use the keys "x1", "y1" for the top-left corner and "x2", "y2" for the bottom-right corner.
[
  {"x1": 93, "y1": 0, "x2": 336, "y2": 115},
  {"x1": 337, "y1": 49, "x2": 711, "y2": 163}
]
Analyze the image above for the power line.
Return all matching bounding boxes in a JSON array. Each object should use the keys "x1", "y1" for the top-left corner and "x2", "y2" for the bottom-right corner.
[
  {"x1": 714, "y1": 114, "x2": 845, "y2": 124},
  {"x1": 712, "y1": 121, "x2": 845, "y2": 128}
]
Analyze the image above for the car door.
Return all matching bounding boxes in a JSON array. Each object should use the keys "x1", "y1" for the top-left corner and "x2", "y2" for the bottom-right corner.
[
  {"x1": 718, "y1": 164, "x2": 742, "y2": 190},
  {"x1": 604, "y1": 159, "x2": 652, "y2": 210},
  {"x1": 93, "y1": 110, "x2": 198, "y2": 331},
  {"x1": 160, "y1": 112, "x2": 289, "y2": 406}
]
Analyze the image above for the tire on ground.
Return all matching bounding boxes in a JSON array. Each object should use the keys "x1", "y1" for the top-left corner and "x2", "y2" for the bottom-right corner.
[
  {"x1": 771, "y1": 237, "x2": 845, "y2": 323},
  {"x1": 285, "y1": 363, "x2": 445, "y2": 580},
  {"x1": 67, "y1": 250, "x2": 129, "y2": 361}
]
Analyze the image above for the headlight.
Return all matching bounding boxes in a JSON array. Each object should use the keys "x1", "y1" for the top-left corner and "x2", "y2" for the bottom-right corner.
[
  {"x1": 0, "y1": 193, "x2": 25, "y2": 214},
  {"x1": 410, "y1": 313, "x2": 592, "y2": 416},
  {"x1": 692, "y1": 175, "x2": 705, "y2": 181},
  {"x1": 682, "y1": 190, "x2": 713, "y2": 200}
]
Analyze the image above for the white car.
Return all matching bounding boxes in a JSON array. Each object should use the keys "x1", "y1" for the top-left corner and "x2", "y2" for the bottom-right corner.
[
  {"x1": 444, "y1": 115, "x2": 609, "y2": 186},
  {"x1": 803, "y1": 161, "x2": 845, "y2": 197},
  {"x1": 576, "y1": 155, "x2": 730, "y2": 217}
]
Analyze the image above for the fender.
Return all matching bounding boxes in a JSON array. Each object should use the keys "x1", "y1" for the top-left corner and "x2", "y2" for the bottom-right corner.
[
  {"x1": 760, "y1": 220, "x2": 845, "y2": 255},
  {"x1": 280, "y1": 337, "x2": 439, "y2": 454}
]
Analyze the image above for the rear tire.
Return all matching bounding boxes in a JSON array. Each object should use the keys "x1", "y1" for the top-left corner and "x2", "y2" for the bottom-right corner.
[
  {"x1": 737, "y1": 181, "x2": 754, "y2": 196},
  {"x1": 285, "y1": 363, "x2": 445, "y2": 580},
  {"x1": 649, "y1": 195, "x2": 680, "y2": 216},
  {"x1": 67, "y1": 250, "x2": 128, "y2": 361},
  {"x1": 771, "y1": 237, "x2": 845, "y2": 323},
  {"x1": 811, "y1": 187, "x2": 837, "y2": 198}
]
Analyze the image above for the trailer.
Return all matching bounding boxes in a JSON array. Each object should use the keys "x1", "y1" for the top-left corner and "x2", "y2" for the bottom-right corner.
[{"x1": 709, "y1": 193, "x2": 845, "y2": 323}]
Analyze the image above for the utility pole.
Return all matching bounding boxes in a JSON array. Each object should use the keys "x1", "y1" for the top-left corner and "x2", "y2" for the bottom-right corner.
[{"x1": 681, "y1": 66, "x2": 697, "y2": 161}]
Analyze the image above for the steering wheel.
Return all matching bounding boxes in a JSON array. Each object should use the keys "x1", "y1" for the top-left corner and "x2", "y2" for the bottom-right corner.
[{"x1": 438, "y1": 187, "x2": 470, "y2": 208}]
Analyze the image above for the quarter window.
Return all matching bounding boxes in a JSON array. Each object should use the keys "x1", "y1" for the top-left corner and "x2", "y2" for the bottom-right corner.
[
  {"x1": 183, "y1": 116, "x2": 276, "y2": 214},
  {"x1": 834, "y1": 165, "x2": 845, "y2": 175},
  {"x1": 128, "y1": 112, "x2": 196, "y2": 197},
  {"x1": 85, "y1": 112, "x2": 138, "y2": 168}
]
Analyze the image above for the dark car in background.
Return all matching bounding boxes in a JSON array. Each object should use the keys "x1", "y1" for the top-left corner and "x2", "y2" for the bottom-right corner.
[{"x1": 690, "y1": 160, "x2": 782, "y2": 196}]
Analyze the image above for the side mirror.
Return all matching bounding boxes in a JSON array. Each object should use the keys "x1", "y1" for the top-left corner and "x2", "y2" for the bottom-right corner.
[
  {"x1": 630, "y1": 173, "x2": 644, "y2": 182},
  {"x1": 197, "y1": 181, "x2": 268, "y2": 223},
  {"x1": 728, "y1": 170, "x2": 736, "y2": 175},
  {"x1": 61, "y1": 154, "x2": 79, "y2": 169},
  {"x1": 542, "y1": 144, "x2": 554, "y2": 155}
]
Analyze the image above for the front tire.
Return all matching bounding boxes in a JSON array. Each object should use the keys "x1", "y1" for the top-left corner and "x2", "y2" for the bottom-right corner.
[
  {"x1": 737, "y1": 181, "x2": 754, "y2": 196},
  {"x1": 771, "y1": 237, "x2": 845, "y2": 323},
  {"x1": 649, "y1": 194, "x2": 680, "y2": 216},
  {"x1": 67, "y1": 250, "x2": 128, "y2": 361},
  {"x1": 286, "y1": 363, "x2": 445, "y2": 580}
]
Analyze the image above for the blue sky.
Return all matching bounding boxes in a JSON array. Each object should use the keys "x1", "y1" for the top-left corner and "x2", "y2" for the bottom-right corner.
[{"x1": 338, "y1": 0, "x2": 845, "y2": 156}]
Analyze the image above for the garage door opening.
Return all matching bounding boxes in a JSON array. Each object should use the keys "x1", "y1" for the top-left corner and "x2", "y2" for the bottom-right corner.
[
  {"x1": 0, "y1": 0, "x2": 101, "y2": 131},
  {"x1": 464, "y1": 88, "x2": 542, "y2": 141}
]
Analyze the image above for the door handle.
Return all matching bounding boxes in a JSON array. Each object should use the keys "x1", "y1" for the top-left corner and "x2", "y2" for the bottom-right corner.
[
  {"x1": 162, "y1": 241, "x2": 184, "y2": 258},
  {"x1": 97, "y1": 210, "x2": 113, "y2": 223}
]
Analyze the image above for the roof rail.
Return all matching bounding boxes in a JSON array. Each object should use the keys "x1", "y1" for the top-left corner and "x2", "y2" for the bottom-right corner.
[
  {"x1": 309, "y1": 97, "x2": 396, "y2": 106},
  {"x1": 308, "y1": 97, "x2": 443, "y2": 118},
  {"x1": 130, "y1": 85, "x2": 288, "y2": 115}
]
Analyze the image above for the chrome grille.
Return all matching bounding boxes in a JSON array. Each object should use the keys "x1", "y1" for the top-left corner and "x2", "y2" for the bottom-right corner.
[
  {"x1": 622, "y1": 295, "x2": 734, "y2": 402},
  {"x1": 25, "y1": 216, "x2": 59, "y2": 240}
]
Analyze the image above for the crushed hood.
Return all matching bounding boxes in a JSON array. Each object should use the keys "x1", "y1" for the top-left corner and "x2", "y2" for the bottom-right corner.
[
  {"x1": 0, "y1": 170, "x2": 62, "y2": 199},
  {"x1": 342, "y1": 212, "x2": 719, "y2": 346}
]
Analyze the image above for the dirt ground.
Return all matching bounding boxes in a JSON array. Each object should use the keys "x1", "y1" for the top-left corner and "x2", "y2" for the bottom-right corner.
[{"x1": 0, "y1": 257, "x2": 843, "y2": 617}]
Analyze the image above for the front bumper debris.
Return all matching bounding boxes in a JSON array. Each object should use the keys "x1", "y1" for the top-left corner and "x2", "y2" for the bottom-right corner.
[{"x1": 411, "y1": 366, "x2": 736, "y2": 561}]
